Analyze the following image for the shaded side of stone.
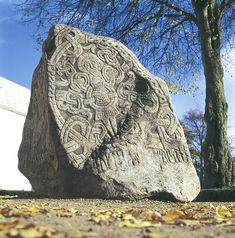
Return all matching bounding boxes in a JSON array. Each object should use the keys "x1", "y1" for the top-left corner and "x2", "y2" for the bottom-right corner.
[{"x1": 18, "y1": 57, "x2": 70, "y2": 197}]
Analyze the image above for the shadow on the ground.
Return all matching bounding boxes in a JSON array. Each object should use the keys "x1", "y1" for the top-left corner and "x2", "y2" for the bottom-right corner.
[
  {"x1": 195, "y1": 188, "x2": 235, "y2": 202},
  {"x1": 1, "y1": 188, "x2": 235, "y2": 201}
]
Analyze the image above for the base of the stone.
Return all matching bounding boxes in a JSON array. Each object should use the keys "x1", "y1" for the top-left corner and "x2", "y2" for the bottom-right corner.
[{"x1": 1, "y1": 189, "x2": 235, "y2": 201}]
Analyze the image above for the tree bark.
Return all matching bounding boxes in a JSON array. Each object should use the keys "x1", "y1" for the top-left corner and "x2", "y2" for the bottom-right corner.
[
  {"x1": 200, "y1": 142, "x2": 203, "y2": 186},
  {"x1": 192, "y1": 0, "x2": 235, "y2": 188}
]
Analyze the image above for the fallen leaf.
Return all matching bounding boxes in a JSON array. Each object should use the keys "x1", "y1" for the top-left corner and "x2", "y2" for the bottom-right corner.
[
  {"x1": 118, "y1": 218, "x2": 161, "y2": 228},
  {"x1": 215, "y1": 205, "x2": 232, "y2": 219},
  {"x1": 90, "y1": 214, "x2": 111, "y2": 223},
  {"x1": 90, "y1": 208, "x2": 120, "y2": 223},
  {"x1": 0, "y1": 220, "x2": 19, "y2": 230},
  {"x1": 53, "y1": 207, "x2": 79, "y2": 217},
  {"x1": 144, "y1": 232, "x2": 174, "y2": 238},
  {"x1": 28, "y1": 204, "x2": 48, "y2": 214},
  {"x1": 12, "y1": 227, "x2": 43, "y2": 238},
  {"x1": 73, "y1": 230, "x2": 98, "y2": 237},
  {"x1": 162, "y1": 209, "x2": 186, "y2": 223},
  {"x1": 90, "y1": 208, "x2": 162, "y2": 227},
  {"x1": 0, "y1": 207, "x2": 31, "y2": 218},
  {"x1": 0, "y1": 221, "x2": 57, "y2": 238}
]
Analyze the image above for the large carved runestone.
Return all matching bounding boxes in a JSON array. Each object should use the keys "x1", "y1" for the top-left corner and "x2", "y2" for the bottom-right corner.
[{"x1": 18, "y1": 24, "x2": 200, "y2": 201}]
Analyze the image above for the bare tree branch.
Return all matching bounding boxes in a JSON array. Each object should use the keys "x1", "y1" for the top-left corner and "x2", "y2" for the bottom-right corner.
[
  {"x1": 220, "y1": 0, "x2": 235, "y2": 17},
  {"x1": 155, "y1": 0, "x2": 198, "y2": 24}
]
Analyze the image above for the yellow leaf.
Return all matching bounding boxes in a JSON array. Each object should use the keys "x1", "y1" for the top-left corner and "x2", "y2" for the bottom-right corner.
[
  {"x1": 162, "y1": 209, "x2": 186, "y2": 223},
  {"x1": 122, "y1": 213, "x2": 134, "y2": 220},
  {"x1": 73, "y1": 231, "x2": 99, "y2": 237},
  {"x1": 144, "y1": 232, "x2": 174, "y2": 238},
  {"x1": 18, "y1": 227, "x2": 44, "y2": 238},
  {"x1": 215, "y1": 205, "x2": 232, "y2": 219},
  {"x1": 53, "y1": 207, "x2": 78, "y2": 217},
  {"x1": 90, "y1": 207, "x2": 162, "y2": 227},
  {"x1": 28, "y1": 205, "x2": 47, "y2": 214},
  {"x1": 0, "y1": 231, "x2": 7, "y2": 237},
  {"x1": 90, "y1": 214, "x2": 111, "y2": 223},
  {"x1": 8, "y1": 228, "x2": 19, "y2": 237},
  {"x1": 141, "y1": 210, "x2": 162, "y2": 222},
  {"x1": 0, "y1": 206, "x2": 31, "y2": 218},
  {"x1": 68, "y1": 208, "x2": 79, "y2": 215},
  {"x1": 118, "y1": 218, "x2": 161, "y2": 228},
  {"x1": 0, "y1": 220, "x2": 19, "y2": 230},
  {"x1": 12, "y1": 224, "x2": 56, "y2": 238}
]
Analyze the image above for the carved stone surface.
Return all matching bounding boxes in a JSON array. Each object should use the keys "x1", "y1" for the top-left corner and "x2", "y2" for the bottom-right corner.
[{"x1": 18, "y1": 24, "x2": 200, "y2": 201}]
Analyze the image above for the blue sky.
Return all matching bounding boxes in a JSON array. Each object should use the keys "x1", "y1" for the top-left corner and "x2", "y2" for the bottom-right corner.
[
  {"x1": 0, "y1": 0, "x2": 234, "y2": 151},
  {"x1": 0, "y1": 0, "x2": 41, "y2": 88}
]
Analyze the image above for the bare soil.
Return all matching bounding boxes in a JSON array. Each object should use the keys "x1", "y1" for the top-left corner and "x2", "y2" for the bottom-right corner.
[{"x1": 1, "y1": 197, "x2": 235, "y2": 238}]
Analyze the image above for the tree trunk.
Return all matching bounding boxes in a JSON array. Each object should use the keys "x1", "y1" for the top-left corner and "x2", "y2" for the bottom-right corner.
[
  {"x1": 192, "y1": 0, "x2": 235, "y2": 188},
  {"x1": 200, "y1": 143, "x2": 203, "y2": 186}
]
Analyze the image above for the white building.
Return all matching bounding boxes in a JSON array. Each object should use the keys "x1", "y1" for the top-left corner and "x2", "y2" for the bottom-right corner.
[{"x1": 0, "y1": 76, "x2": 31, "y2": 190}]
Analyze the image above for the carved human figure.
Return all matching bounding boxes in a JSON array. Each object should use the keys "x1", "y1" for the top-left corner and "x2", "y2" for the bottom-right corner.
[{"x1": 77, "y1": 52, "x2": 119, "y2": 137}]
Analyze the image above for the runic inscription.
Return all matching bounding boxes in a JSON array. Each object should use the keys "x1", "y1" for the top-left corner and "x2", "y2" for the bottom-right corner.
[{"x1": 18, "y1": 25, "x2": 200, "y2": 201}]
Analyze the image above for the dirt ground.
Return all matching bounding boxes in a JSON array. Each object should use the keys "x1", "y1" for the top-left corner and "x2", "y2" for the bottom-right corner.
[{"x1": 1, "y1": 198, "x2": 235, "y2": 238}]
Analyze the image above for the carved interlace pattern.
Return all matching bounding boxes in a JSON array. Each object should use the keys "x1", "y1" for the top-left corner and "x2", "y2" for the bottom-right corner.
[{"x1": 47, "y1": 25, "x2": 191, "y2": 171}]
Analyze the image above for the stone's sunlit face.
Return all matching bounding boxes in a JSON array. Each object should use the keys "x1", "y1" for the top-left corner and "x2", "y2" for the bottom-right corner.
[{"x1": 18, "y1": 25, "x2": 200, "y2": 201}]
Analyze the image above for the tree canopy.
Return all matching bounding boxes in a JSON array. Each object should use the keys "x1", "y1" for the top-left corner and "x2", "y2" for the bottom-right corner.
[{"x1": 18, "y1": 0, "x2": 234, "y2": 91}]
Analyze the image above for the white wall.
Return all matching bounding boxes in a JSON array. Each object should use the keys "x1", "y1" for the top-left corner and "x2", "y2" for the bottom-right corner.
[
  {"x1": 0, "y1": 76, "x2": 31, "y2": 190},
  {"x1": 0, "y1": 108, "x2": 31, "y2": 190}
]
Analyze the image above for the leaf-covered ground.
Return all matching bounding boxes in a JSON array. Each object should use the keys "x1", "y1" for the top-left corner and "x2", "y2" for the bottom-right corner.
[{"x1": 0, "y1": 197, "x2": 235, "y2": 238}]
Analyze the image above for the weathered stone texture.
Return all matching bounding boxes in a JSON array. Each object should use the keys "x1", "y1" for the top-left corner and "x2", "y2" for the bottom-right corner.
[{"x1": 18, "y1": 24, "x2": 200, "y2": 201}]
